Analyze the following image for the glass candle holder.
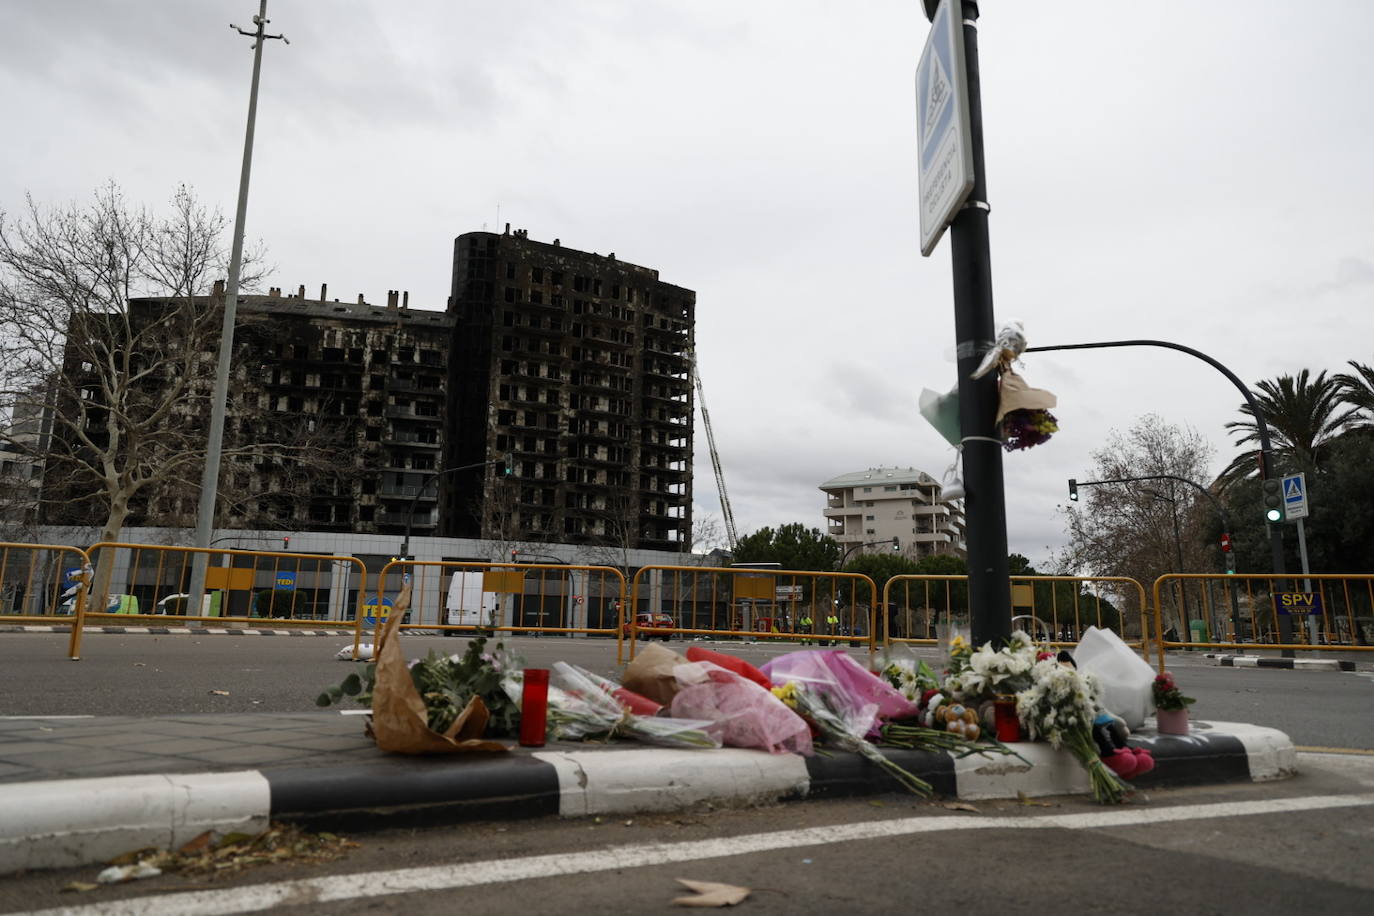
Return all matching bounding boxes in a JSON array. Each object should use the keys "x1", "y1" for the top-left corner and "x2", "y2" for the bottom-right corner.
[{"x1": 519, "y1": 668, "x2": 550, "y2": 747}]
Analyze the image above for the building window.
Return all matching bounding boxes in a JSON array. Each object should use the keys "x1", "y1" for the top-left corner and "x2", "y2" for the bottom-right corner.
[
  {"x1": 884, "y1": 486, "x2": 897, "y2": 491},
  {"x1": 505, "y1": 263, "x2": 516, "y2": 280},
  {"x1": 532, "y1": 267, "x2": 543, "y2": 283},
  {"x1": 862, "y1": 487, "x2": 872, "y2": 493},
  {"x1": 865, "y1": 515, "x2": 874, "y2": 521}
]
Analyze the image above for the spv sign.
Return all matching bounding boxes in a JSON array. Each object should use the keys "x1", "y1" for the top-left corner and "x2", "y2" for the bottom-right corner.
[{"x1": 1273, "y1": 592, "x2": 1323, "y2": 616}]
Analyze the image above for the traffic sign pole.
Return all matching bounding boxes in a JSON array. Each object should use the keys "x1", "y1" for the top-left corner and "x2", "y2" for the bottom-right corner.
[{"x1": 924, "y1": 1, "x2": 1011, "y2": 647}]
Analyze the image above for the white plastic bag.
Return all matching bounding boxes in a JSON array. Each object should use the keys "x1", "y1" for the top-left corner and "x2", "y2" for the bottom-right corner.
[{"x1": 1073, "y1": 626, "x2": 1153, "y2": 728}]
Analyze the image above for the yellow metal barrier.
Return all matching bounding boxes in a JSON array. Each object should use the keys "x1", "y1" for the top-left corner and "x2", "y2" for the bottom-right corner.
[
  {"x1": 1151, "y1": 573, "x2": 1374, "y2": 670},
  {"x1": 881, "y1": 574, "x2": 1152, "y2": 659},
  {"x1": 72, "y1": 543, "x2": 367, "y2": 659},
  {"x1": 372, "y1": 560, "x2": 628, "y2": 658},
  {"x1": 625, "y1": 565, "x2": 881, "y2": 662},
  {"x1": 0, "y1": 542, "x2": 96, "y2": 659}
]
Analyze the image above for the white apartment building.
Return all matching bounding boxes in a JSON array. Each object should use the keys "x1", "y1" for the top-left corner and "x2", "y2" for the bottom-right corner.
[{"x1": 820, "y1": 466, "x2": 966, "y2": 560}]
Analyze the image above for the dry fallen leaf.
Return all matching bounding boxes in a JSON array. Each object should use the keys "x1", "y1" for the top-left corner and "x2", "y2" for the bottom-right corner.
[
  {"x1": 60, "y1": 882, "x2": 100, "y2": 893},
  {"x1": 942, "y1": 802, "x2": 979, "y2": 813},
  {"x1": 1017, "y1": 791, "x2": 1052, "y2": 808},
  {"x1": 178, "y1": 831, "x2": 214, "y2": 854},
  {"x1": 672, "y1": 878, "x2": 751, "y2": 908}
]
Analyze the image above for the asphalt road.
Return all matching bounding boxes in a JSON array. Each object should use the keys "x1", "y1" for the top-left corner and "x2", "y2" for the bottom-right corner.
[
  {"x1": 4, "y1": 751, "x2": 1373, "y2": 915},
  {"x1": 1, "y1": 632, "x2": 1371, "y2": 749}
]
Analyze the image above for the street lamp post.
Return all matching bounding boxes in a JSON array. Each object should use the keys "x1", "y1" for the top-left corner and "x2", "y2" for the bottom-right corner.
[
  {"x1": 837, "y1": 537, "x2": 901, "y2": 569},
  {"x1": 189, "y1": 0, "x2": 288, "y2": 610}
]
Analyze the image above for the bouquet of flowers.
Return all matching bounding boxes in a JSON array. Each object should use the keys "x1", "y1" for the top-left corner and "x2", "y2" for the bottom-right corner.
[
  {"x1": 1152, "y1": 671, "x2": 1195, "y2": 711},
  {"x1": 318, "y1": 636, "x2": 522, "y2": 737},
  {"x1": 1001, "y1": 408, "x2": 1059, "y2": 451},
  {"x1": 943, "y1": 630, "x2": 1039, "y2": 706},
  {"x1": 1016, "y1": 658, "x2": 1131, "y2": 804},
  {"x1": 879, "y1": 654, "x2": 940, "y2": 704},
  {"x1": 503, "y1": 662, "x2": 722, "y2": 749},
  {"x1": 772, "y1": 681, "x2": 932, "y2": 797}
]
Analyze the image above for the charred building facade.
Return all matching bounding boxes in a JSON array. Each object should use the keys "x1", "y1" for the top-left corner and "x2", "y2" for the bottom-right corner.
[
  {"x1": 444, "y1": 228, "x2": 694, "y2": 551},
  {"x1": 40, "y1": 229, "x2": 695, "y2": 551}
]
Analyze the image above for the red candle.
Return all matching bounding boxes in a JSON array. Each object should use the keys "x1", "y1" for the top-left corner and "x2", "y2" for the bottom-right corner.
[
  {"x1": 520, "y1": 668, "x2": 550, "y2": 747},
  {"x1": 994, "y1": 696, "x2": 1020, "y2": 743}
]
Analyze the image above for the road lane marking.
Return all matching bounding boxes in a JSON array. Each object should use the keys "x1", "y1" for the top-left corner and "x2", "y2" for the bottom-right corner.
[
  {"x1": 23, "y1": 792, "x2": 1374, "y2": 916},
  {"x1": 1296, "y1": 746, "x2": 1374, "y2": 756}
]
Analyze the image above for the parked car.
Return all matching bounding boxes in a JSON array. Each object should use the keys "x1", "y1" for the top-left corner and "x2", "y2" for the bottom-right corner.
[{"x1": 623, "y1": 612, "x2": 675, "y2": 640}]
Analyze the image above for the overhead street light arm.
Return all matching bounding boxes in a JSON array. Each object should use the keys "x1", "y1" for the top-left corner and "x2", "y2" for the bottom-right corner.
[{"x1": 400, "y1": 457, "x2": 509, "y2": 558}]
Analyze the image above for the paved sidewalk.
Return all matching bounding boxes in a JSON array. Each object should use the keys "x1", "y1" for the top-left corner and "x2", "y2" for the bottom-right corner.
[{"x1": 0, "y1": 710, "x2": 1296, "y2": 874}]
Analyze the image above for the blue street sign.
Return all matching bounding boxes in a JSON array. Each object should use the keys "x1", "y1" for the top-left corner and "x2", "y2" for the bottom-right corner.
[
  {"x1": 1281, "y1": 472, "x2": 1309, "y2": 520},
  {"x1": 1274, "y1": 592, "x2": 1323, "y2": 616}
]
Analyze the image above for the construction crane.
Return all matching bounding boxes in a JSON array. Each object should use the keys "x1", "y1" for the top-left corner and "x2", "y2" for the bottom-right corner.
[{"x1": 690, "y1": 352, "x2": 738, "y2": 551}]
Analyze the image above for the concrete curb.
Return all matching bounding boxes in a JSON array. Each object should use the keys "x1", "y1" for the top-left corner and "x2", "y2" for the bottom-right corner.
[
  {"x1": 0, "y1": 719, "x2": 1293, "y2": 874},
  {"x1": 1210, "y1": 654, "x2": 1356, "y2": 672}
]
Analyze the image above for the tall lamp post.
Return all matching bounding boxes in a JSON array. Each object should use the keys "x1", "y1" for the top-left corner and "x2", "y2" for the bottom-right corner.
[{"x1": 189, "y1": 1, "x2": 288, "y2": 609}]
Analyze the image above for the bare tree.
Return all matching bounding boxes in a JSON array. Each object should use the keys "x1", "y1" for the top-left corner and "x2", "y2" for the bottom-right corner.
[{"x1": 1056, "y1": 414, "x2": 1216, "y2": 635}]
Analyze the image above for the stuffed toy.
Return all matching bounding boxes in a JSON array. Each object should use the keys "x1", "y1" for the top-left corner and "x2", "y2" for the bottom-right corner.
[{"x1": 1093, "y1": 711, "x2": 1155, "y2": 779}]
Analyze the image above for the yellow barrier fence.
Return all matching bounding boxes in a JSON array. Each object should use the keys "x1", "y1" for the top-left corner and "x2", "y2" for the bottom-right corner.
[
  {"x1": 70, "y1": 543, "x2": 367, "y2": 659},
  {"x1": 372, "y1": 560, "x2": 628, "y2": 660},
  {"x1": 1151, "y1": 572, "x2": 1374, "y2": 669},
  {"x1": 625, "y1": 566, "x2": 881, "y2": 662},
  {"x1": 881, "y1": 574, "x2": 1152, "y2": 659},
  {"x1": 0, "y1": 542, "x2": 96, "y2": 659}
]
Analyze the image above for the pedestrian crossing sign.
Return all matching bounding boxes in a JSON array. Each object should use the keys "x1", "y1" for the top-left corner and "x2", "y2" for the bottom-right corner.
[{"x1": 1281, "y1": 472, "x2": 1309, "y2": 520}]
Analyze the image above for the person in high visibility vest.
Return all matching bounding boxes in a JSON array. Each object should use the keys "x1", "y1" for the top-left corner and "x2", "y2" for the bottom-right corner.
[
  {"x1": 800, "y1": 614, "x2": 814, "y2": 644},
  {"x1": 823, "y1": 612, "x2": 839, "y2": 646}
]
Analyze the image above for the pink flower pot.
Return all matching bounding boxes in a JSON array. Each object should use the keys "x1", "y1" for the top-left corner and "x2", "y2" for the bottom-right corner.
[{"x1": 1156, "y1": 707, "x2": 1190, "y2": 735}]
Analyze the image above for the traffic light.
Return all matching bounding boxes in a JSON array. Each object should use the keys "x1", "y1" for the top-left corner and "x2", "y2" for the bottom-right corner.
[
  {"x1": 498, "y1": 455, "x2": 514, "y2": 476},
  {"x1": 282, "y1": 536, "x2": 290, "y2": 550},
  {"x1": 1261, "y1": 478, "x2": 1284, "y2": 522},
  {"x1": 891, "y1": 536, "x2": 901, "y2": 551},
  {"x1": 1068, "y1": 478, "x2": 1079, "y2": 502}
]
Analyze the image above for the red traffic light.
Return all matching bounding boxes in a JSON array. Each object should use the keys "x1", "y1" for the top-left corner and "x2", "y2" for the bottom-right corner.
[{"x1": 1220, "y1": 533, "x2": 1232, "y2": 552}]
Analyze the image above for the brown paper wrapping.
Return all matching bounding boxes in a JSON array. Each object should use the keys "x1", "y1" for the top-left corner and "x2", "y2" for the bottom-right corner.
[
  {"x1": 996, "y1": 367, "x2": 1057, "y2": 424},
  {"x1": 620, "y1": 641, "x2": 688, "y2": 706},
  {"x1": 366, "y1": 582, "x2": 509, "y2": 755}
]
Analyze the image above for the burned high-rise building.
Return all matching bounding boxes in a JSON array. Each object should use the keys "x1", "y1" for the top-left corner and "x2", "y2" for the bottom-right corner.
[
  {"x1": 444, "y1": 228, "x2": 694, "y2": 551},
  {"x1": 38, "y1": 229, "x2": 694, "y2": 552}
]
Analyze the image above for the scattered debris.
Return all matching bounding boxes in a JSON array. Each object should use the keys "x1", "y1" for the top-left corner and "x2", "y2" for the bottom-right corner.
[
  {"x1": 673, "y1": 878, "x2": 751, "y2": 908},
  {"x1": 96, "y1": 862, "x2": 162, "y2": 884},
  {"x1": 60, "y1": 882, "x2": 100, "y2": 893},
  {"x1": 95, "y1": 824, "x2": 358, "y2": 884},
  {"x1": 942, "y1": 802, "x2": 979, "y2": 813},
  {"x1": 208, "y1": 690, "x2": 230, "y2": 696},
  {"x1": 1017, "y1": 791, "x2": 1053, "y2": 807}
]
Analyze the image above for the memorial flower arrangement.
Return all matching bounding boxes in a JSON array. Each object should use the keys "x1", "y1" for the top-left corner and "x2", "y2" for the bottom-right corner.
[
  {"x1": 1016, "y1": 658, "x2": 1131, "y2": 804},
  {"x1": 1001, "y1": 408, "x2": 1059, "y2": 452},
  {"x1": 1152, "y1": 671, "x2": 1195, "y2": 711},
  {"x1": 943, "y1": 629, "x2": 1039, "y2": 705},
  {"x1": 772, "y1": 680, "x2": 934, "y2": 797},
  {"x1": 318, "y1": 637, "x2": 523, "y2": 737}
]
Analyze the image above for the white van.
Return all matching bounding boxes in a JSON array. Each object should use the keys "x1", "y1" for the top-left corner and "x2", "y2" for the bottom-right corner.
[{"x1": 445, "y1": 573, "x2": 496, "y2": 636}]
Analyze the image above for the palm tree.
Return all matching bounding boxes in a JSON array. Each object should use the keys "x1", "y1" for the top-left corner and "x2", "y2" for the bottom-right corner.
[
  {"x1": 1218, "y1": 369, "x2": 1353, "y2": 488},
  {"x1": 1334, "y1": 360, "x2": 1374, "y2": 427}
]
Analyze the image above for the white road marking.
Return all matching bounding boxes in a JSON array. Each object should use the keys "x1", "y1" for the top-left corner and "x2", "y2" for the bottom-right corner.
[{"x1": 23, "y1": 792, "x2": 1374, "y2": 916}]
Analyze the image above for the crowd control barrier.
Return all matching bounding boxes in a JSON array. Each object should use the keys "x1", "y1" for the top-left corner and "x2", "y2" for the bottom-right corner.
[
  {"x1": 624, "y1": 565, "x2": 880, "y2": 662},
  {"x1": 1151, "y1": 572, "x2": 1374, "y2": 669},
  {"x1": 0, "y1": 542, "x2": 96, "y2": 659},
  {"x1": 370, "y1": 559, "x2": 628, "y2": 660}
]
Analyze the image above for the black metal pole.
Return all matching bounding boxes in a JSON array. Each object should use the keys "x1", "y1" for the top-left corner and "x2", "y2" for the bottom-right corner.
[{"x1": 948, "y1": 1, "x2": 1011, "y2": 647}]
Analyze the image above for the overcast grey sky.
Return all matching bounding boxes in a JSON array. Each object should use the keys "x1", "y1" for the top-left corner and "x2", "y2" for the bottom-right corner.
[{"x1": 3, "y1": 1, "x2": 1372, "y2": 567}]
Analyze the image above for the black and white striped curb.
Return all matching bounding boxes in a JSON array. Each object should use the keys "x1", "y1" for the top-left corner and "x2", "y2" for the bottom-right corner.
[
  {"x1": 1, "y1": 625, "x2": 345, "y2": 637},
  {"x1": 1208, "y1": 654, "x2": 1357, "y2": 672},
  {"x1": 0, "y1": 720, "x2": 1293, "y2": 874}
]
